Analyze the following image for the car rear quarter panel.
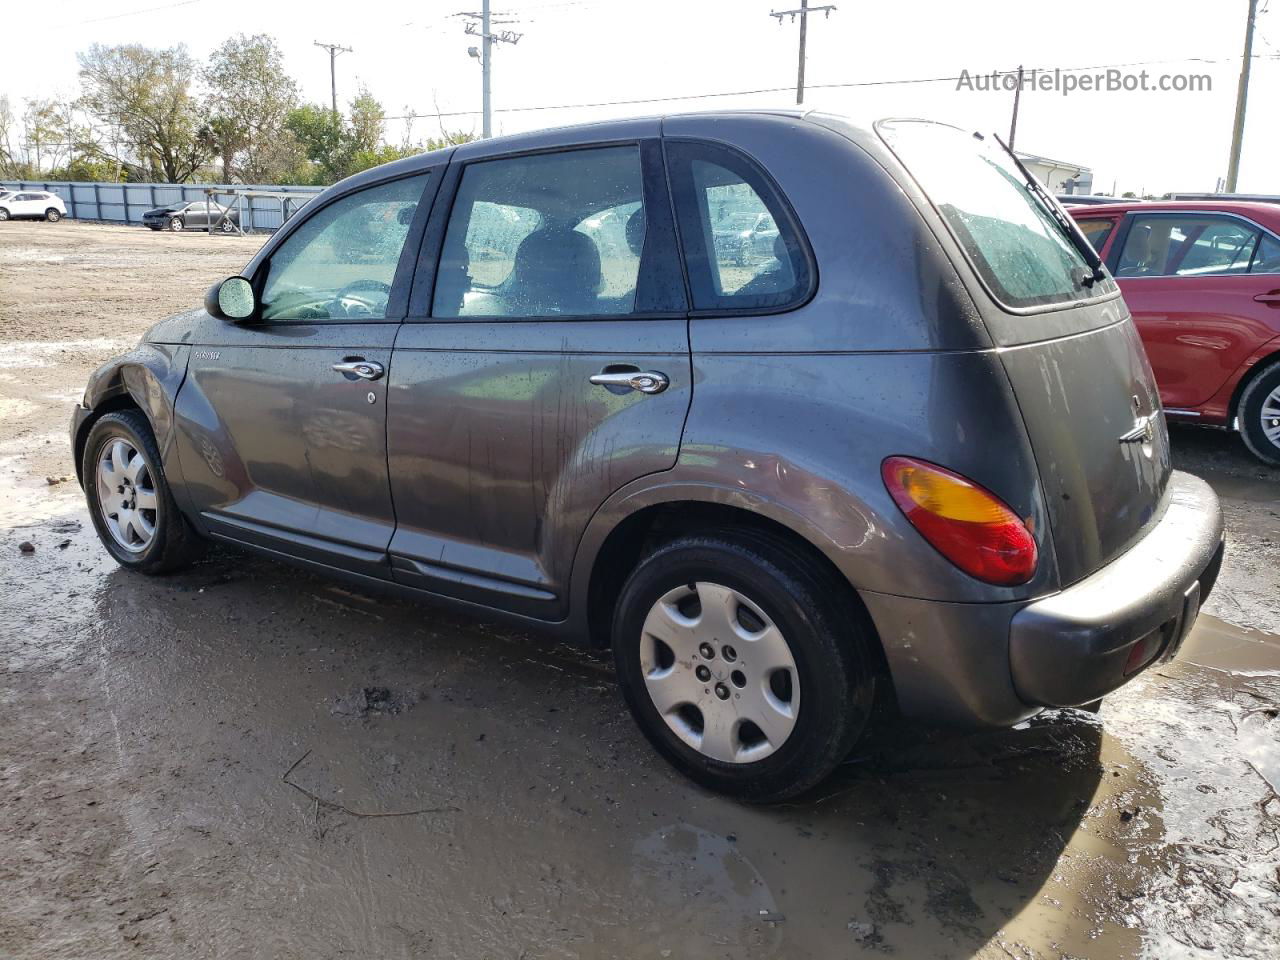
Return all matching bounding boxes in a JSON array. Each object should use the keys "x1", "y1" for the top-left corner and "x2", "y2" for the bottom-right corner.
[{"x1": 572, "y1": 115, "x2": 1058, "y2": 609}]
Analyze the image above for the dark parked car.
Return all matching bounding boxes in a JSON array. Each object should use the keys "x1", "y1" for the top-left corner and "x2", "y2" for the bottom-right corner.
[
  {"x1": 72, "y1": 112, "x2": 1223, "y2": 802},
  {"x1": 712, "y1": 210, "x2": 781, "y2": 264},
  {"x1": 142, "y1": 199, "x2": 239, "y2": 233},
  {"x1": 1071, "y1": 200, "x2": 1280, "y2": 464},
  {"x1": 1056, "y1": 194, "x2": 1131, "y2": 206}
]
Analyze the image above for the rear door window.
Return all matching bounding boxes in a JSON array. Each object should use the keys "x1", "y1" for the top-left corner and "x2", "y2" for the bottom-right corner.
[
  {"x1": 1117, "y1": 214, "x2": 1262, "y2": 278},
  {"x1": 666, "y1": 140, "x2": 811, "y2": 312},
  {"x1": 432, "y1": 146, "x2": 646, "y2": 317},
  {"x1": 879, "y1": 119, "x2": 1110, "y2": 310},
  {"x1": 1253, "y1": 234, "x2": 1280, "y2": 274}
]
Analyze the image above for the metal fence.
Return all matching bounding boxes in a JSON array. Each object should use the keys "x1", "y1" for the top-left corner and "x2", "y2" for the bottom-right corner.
[{"x1": 0, "y1": 180, "x2": 325, "y2": 232}]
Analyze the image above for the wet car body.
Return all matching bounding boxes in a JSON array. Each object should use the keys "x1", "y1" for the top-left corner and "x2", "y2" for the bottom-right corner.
[{"x1": 72, "y1": 111, "x2": 1224, "y2": 797}]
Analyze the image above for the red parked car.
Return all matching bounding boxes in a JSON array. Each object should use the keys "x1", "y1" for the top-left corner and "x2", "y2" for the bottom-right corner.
[{"x1": 1070, "y1": 201, "x2": 1280, "y2": 464}]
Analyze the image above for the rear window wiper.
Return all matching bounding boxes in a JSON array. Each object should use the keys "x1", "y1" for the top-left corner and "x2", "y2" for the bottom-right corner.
[{"x1": 990, "y1": 133, "x2": 1107, "y2": 288}]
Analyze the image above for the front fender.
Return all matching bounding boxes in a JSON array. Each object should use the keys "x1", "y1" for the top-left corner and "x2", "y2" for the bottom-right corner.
[{"x1": 73, "y1": 343, "x2": 190, "y2": 485}]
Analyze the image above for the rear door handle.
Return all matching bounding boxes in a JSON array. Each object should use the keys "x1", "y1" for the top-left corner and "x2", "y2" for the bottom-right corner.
[
  {"x1": 1254, "y1": 291, "x2": 1280, "y2": 305},
  {"x1": 332, "y1": 359, "x2": 385, "y2": 381},
  {"x1": 589, "y1": 369, "x2": 669, "y2": 395}
]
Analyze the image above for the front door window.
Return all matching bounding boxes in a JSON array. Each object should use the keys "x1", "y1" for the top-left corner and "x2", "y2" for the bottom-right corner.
[{"x1": 261, "y1": 174, "x2": 429, "y2": 320}]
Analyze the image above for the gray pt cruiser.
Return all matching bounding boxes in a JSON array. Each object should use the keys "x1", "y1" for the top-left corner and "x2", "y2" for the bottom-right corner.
[{"x1": 72, "y1": 111, "x2": 1224, "y2": 802}]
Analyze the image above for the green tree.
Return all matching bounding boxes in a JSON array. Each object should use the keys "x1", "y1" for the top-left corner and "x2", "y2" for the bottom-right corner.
[
  {"x1": 77, "y1": 43, "x2": 209, "y2": 183},
  {"x1": 285, "y1": 91, "x2": 475, "y2": 185},
  {"x1": 203, "y1": 33, "x2": 301, "y2": 183},
  {"x1": 283, "y1": 103, "x2": 345, "y2": 183}
]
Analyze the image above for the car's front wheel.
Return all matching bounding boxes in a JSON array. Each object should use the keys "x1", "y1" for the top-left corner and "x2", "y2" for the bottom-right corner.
[
  {"x1": 1239, "y1": 360, "x2": 1280, "y2": 466},
  {"x1": 0, "y1": 208, "x2": 9, "y2": 221},
  {"x1": 83, "y1": 410, "x2": 204, "y2": 573},
  {"x1": 45, "y1": 208, "x2": 62, "y2": 222},
  {"x1": 612, "y1": 530, "x2": 876, "y2": 803},
  {"x1": 168, "y1": 216, "x2": 184, "y2": 232},
  {"x1": 219, "y1": 218, "x2": 236, "y2": 234}
]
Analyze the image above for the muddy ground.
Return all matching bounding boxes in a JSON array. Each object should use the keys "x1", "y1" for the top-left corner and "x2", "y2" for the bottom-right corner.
[{"x1": 1, "y1": 221, "x2": 1278, "y2": 959}]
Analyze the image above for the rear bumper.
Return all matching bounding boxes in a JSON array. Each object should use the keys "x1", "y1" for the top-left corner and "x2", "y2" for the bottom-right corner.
[
  {"x1": 1009, "y1": 470, "x2": 1223, "y2": 707},
  {"x1": 861, "y1": 470, "x2": 1224, "y2": 726}
]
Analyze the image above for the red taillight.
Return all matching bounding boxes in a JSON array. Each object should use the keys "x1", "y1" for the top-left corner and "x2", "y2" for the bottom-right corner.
[{"x1": 881, "y1": 456, "x2": 1038, "y2": 586}]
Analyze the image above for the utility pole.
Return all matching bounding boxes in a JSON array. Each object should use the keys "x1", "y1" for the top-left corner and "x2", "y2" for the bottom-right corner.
[
  {"x1": 1225, "y1": 0, "x2": 1258, "y2": 193},
  {"x1": 313, "y1": 41, "x2": 354, "y2": 119},
  {"x1": 459, "y1": 3, "x2": 524, "y2": 138},
  {"x1": 770, "y1": 2, "x2": 837, "y2": 105},
  {"x1": 1008, "y1": 65, "x2": 1025, "y2": 152}
]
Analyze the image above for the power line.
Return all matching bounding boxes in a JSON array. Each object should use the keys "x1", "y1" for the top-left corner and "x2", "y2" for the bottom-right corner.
[
  {"x1": 769, "y1": 2, "x2": 837, "y2": 104},
  {"x1": 456, "y1": 1, "x2": 526, "y2": 138},
  {"x1": 1226, "y1": 0, "x2": 1259, "y2": 192},
  {"x1": 49, "y1": 0, "x2": 204, "y2": 28},
  {"x1": 383, "y1": 54, "x2": 1250, "y2": 121},
  {"x1": 313, "y1": 41, "x2": 354, "y2": 118}
]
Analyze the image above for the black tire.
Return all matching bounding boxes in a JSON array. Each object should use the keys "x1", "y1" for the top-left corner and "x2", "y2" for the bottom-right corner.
[
  {"x1": 168, "y1": 216, "x2": 184, "y2": 232},
  {"x1": 45, "y1": 208, "x2": 62, "y2": 222},
  {"x1": 612, "y1": 529, "x2": 876, "y2": 803},
  {"x1": 82, "y1": 410, "x2": 205, "y2": 574},
  {"x1": 1238, "y1": 360, "x2": 1280, "y2": 466},
  {"x1": 0, "y1": 208, "x2": 9, "y2": 221}
]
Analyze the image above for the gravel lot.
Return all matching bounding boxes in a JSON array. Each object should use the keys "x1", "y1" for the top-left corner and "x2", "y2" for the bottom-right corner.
[{"x1": 2, "y1": 220, "x2": 1278, "y2": 959}]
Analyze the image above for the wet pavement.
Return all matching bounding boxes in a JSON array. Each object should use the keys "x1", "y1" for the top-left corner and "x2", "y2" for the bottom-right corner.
[{"x1": 2, "y1": 222, "x2": 1279, "y2": 958}]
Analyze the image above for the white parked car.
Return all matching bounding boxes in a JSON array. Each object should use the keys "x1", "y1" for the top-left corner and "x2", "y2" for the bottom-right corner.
[{"x1": 0, "y1": 190, "x2": 67, "y2": 222}]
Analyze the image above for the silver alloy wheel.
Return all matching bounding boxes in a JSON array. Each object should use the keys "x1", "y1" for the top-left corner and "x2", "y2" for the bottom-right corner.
[
  {"x1": 95, "y1": 438, "x2": 159, "y2": 553},
  {"x1": 639, "y1": 582, "x2": 800, "y2": 763},
  {"x1": 1262, "y1": 384, "x2": 1280, "y2": 447}
]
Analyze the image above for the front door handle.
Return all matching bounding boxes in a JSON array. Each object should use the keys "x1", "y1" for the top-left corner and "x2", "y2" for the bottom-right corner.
[
  {"x1": 589, "y1": 369, "x2": 669, "y2": 394},
  {"x1": 332, "y1": 359, "x2": 385, "y2": 381},
  {"x1": 1254, "y1": 291, "x2": 1280, "y2": 305}
]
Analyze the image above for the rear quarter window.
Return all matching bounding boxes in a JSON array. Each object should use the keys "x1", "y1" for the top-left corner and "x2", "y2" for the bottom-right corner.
[
  {"x1": 666, "y1": 140, "x2": 813, "y2": 313},
  {"x1": 878, "y1": 119, "x2": 1114, "y2": 310}
]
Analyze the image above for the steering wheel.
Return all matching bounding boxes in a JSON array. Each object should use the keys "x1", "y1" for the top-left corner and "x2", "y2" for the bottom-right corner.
[{"x1": 332, "y1": 279, "x2": 392, "y2": 317}]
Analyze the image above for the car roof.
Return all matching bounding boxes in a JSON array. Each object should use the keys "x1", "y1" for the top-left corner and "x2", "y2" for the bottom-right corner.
[
  {"x1": 1067, "y1": 199, "x2": 1280, "y2": 224},
  {"x1": 334, "y1": 108, "x2": 846, "y2": 193}
]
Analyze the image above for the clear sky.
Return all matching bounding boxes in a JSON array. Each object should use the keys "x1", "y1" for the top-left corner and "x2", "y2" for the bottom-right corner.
[{"x1": 4, "y1": 0, "x2": 1278, "y2": 195}]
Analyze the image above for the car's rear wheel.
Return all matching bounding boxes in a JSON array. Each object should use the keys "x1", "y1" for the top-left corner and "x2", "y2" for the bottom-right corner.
[
  {"x1": 168, "y1": 216, "x2": 184, "y2": 232},
  {"x1": 612, "y1": 530, "x2": 876, "y2": 803},
  {"x1": 83, "y1": 410, "x2": 204, "y2": 573},
  {"x1": 45, "y1": 208, "x2": 61, "y2": 222},
  {"x1": 1238, "y1": 361, "x2": 1280, "y2": 466},
  {"x1": 0, "y1": 208, "x2": 9, "y2": 221}
]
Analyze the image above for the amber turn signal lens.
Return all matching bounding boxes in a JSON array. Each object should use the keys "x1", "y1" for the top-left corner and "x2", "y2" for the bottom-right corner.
[{"x1": 881, "y1": 456, "x2": 1038, "y2": 586}]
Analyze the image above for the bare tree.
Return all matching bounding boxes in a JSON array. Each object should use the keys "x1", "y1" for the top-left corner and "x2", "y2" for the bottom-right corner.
[{"x1": 0, "y1": 96, "x2": 22, "y2": 178}]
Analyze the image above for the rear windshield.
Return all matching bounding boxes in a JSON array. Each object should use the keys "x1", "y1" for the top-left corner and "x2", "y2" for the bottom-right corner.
[{"x1": 879, "y1": 119, "x2": 1111, "y2": 310}]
